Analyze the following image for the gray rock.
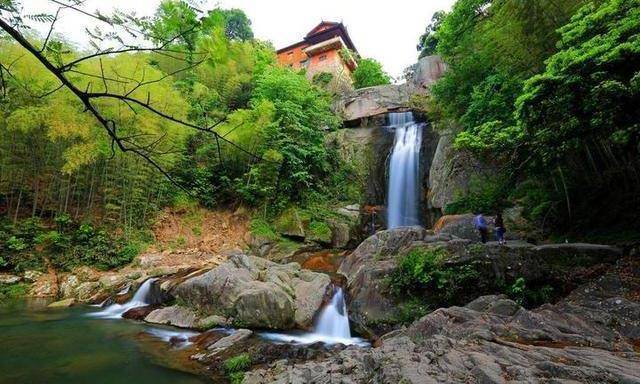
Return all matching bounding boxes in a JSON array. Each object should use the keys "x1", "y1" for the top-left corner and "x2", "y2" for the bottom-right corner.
[
  {"x1": 144, "y1": 305, "x2": 199, "y2": 328},
  {"x1": 246, "y1": 258, "x2": 640, "y2": 383},
  {"x1": 338, "y1": 226, "x2": 429, "y2": 335},
  {"x1": 75, "y1": 281, "x2": 101, "y2": 302},
  {"x1": 47, "y1": 298, "x2": 76, "y2": 308},
  {"x1": 338, "y1": 84, "x2": 410, "y2": 122},
  {"x1": 22, "y1": 270, "x2": 43, "y2": 283},
  {"x1": 338, "y1": 227, "x2": 622, "y2": 336},
  {"x1": 404, "y1": 55, "x2": 447, "y2": 95},
  {"x1": 428, "y1": 129, "x2": 492, "y2": 213},
  {"x1": 173, "y1": 254, "x2": 330, "y2": 330},
  {"x1": 206, "y1": 329, "x2": 253, "y2": 355},
  {"x1": 59, "y1": 275, "x2": 80, "y2": 298},
  {"x1": 0, "y1": 274, "x2": 22, "y2": 284}
]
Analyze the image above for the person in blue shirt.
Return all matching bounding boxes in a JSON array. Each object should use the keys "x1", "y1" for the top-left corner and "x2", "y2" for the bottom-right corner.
[{"x1": 473, "y1": 213, "x2": 488, "y2": 243}]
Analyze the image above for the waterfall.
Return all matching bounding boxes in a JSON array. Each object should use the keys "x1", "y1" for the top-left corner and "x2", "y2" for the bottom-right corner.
[
  {"x1": 314, "y1": 287, "x2": 351, "y2": 339},
  {"x1": 258, "y1": 286, "x2": 368, "y2": 346},
  {"x1": 387, "y1": 111, "x2": 423, "y2": 229},
  {"x1": 88, "y1": 278, "x2": 157, "y2": 319}
]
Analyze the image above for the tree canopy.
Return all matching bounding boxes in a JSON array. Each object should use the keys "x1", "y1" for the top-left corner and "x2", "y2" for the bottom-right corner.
[
  {"x1": 425, "y1": 0, "x2": 640, "y2": 235},
  {"x1": 352, "y1": 58, "x2": 391, "y2": 89}
]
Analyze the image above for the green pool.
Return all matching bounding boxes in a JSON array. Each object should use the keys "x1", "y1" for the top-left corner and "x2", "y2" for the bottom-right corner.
[{"x1": 0, "y1": 299, "x2": 208, "y2": 384}]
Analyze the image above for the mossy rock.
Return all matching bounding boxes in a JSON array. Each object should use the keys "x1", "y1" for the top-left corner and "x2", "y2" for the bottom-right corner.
[
  {"x1": 273, "y1": 208, "x2": 309, "y2": 238},
  {"x1": 306, "y1": 221, "x2": 332, "y2": 244}
]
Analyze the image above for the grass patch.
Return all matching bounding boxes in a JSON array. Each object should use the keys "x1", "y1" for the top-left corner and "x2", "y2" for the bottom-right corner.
[
  {"x1": 307, "y1": 220, "x2": 332, "y2": 243},
  {"x1": 223, "y1": 353, "x2": 252, "y2": 384},
  {"x1": 249, "y1": 218, "x2": 278, "y2": 240}
]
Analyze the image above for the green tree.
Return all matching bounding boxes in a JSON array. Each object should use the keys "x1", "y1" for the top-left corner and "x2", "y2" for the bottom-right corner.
[
  {"x1": 417, "y1": 10, "x2": 446, "y2": 58},
  {"x1": 352, "y1": 58, "x2": 391, "y2": 89}
]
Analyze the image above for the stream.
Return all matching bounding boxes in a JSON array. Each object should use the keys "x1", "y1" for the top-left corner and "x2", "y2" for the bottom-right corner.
[{"x1": 0, "y1": 280, "x2": 368, "y2": 382}]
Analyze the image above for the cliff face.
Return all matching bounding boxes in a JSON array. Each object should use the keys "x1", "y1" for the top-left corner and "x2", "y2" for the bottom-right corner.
[{"x1": 332, "y1": 55, "x2": 472, "y2": 225}]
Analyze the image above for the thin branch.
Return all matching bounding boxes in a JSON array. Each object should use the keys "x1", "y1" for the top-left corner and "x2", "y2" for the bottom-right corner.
[
  {"x1": 40, "y1": 7, "x2": 62, "y2": 53},
  {"x1": 67, "y1": 68, "x2": 129, "y2": 84}
]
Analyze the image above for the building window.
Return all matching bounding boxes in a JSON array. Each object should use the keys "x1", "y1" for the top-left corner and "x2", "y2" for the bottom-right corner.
[
  {"x1": 287, "y1": 51, "x2": 293, "y2": 55},
  {"x1": 319, "y1": 54, "x2": 327, "y2": 61}
]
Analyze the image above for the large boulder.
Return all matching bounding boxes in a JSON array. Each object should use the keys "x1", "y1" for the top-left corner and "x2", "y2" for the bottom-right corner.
[
  {"x1": 338, "y1": 226, "x2": 438, "y2": 336},
  {"x1": 244, "y1": 258, "x2": 640, "y2": 384},
  {"x1": 173, "y1": 254, "x2": 331, "y2": 330},
  {"x1": 338, "y1": 227, "x2": 622, "y2": 337}
]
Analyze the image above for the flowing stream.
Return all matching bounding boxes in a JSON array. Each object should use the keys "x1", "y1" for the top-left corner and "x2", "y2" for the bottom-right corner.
[{"x1": 387, "y1": 112, "x2": 423, "y2": 228}]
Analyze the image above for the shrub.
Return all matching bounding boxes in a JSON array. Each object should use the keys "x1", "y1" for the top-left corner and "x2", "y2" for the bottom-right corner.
[
  {"x1": 444, "y1": 176, "x2": 509, "y2": 215},
  {"x1": 0, "y1": 283, "x2": 29, "y2": 302},
  {"x1": 389, "y1": 246, "x2": 481, "y2": 307}
]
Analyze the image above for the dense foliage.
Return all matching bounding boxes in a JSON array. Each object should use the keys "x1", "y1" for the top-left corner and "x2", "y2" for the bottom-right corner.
[
  {"x1": 352, "y1": 58, "x2": 391, "y2": 89},
  {"x1": 423, "y1": 0, "x2": 640, "y2": 237},
  {"x1": 0, "y1": 215, "x2": 140, "y2": 272},
  {"x1": 0, "y1": 0, "x2": 349, "y2": 274},
  {"x1": 389, "y1": 246, "x2": 556, "y2": 322}
]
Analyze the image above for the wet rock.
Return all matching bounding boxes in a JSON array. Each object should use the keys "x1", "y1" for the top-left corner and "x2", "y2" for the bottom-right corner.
[
  {"x1": 205, "y1": 329, "x2": 253, "y2": 355},
  {"x1": 122, "y1": 305, "x2": 156, "y2": 320},
  {"x1": 144, "y1": 305, "x2": 199, "y2": 328},
  {"x1": 47, "y1": 298, "x2": 76, "y2": 308},
  {"x1": 174, "y1": 254, "x2": 331, "y2": 330}
]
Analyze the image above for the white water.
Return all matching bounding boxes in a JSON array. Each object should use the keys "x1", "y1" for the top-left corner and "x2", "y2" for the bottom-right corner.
[
  {"x1": 387, "y1": 112, "x2": 423, "y2": 229},
  {"x1": 260, "y1": 287, "x2": 368, "y2": 346},
  {"x1": 144, "y1": 328, "x2": 200, "y2": 348},
  {"x1": 315, "y1": 287, "x2": 351, "y2": 338},
  {"x1": 88, "y1": 278, "x2": 157, "y2": 319}
]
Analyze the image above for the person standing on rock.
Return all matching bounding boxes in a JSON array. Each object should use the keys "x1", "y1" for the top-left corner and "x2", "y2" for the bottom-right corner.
[
  {"x1": 494, "y1": 212, "x2": 506, "y2": 245},
  {"x1": 473, "y1": 213, "x2": 489, "y2": 243}
]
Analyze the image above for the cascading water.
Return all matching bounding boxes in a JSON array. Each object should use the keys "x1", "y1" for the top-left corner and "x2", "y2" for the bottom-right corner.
[
  {"x1": 89, "y1": 278, "x2": 157, "y2": 319},
  {"x1": 386, "y1": 112, "x2": 423, "y2": 229},
  {"x1": 259, "y1": 286, "x2": 367, "y2": 346},
  {"x1": 314, "y1": 287, "x2": 351, "y2": 339}
]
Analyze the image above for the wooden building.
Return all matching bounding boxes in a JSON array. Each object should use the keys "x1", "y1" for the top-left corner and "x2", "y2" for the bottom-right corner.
[{"x1": 277, "y1": 21, "x2": 359, "y2": 87}]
